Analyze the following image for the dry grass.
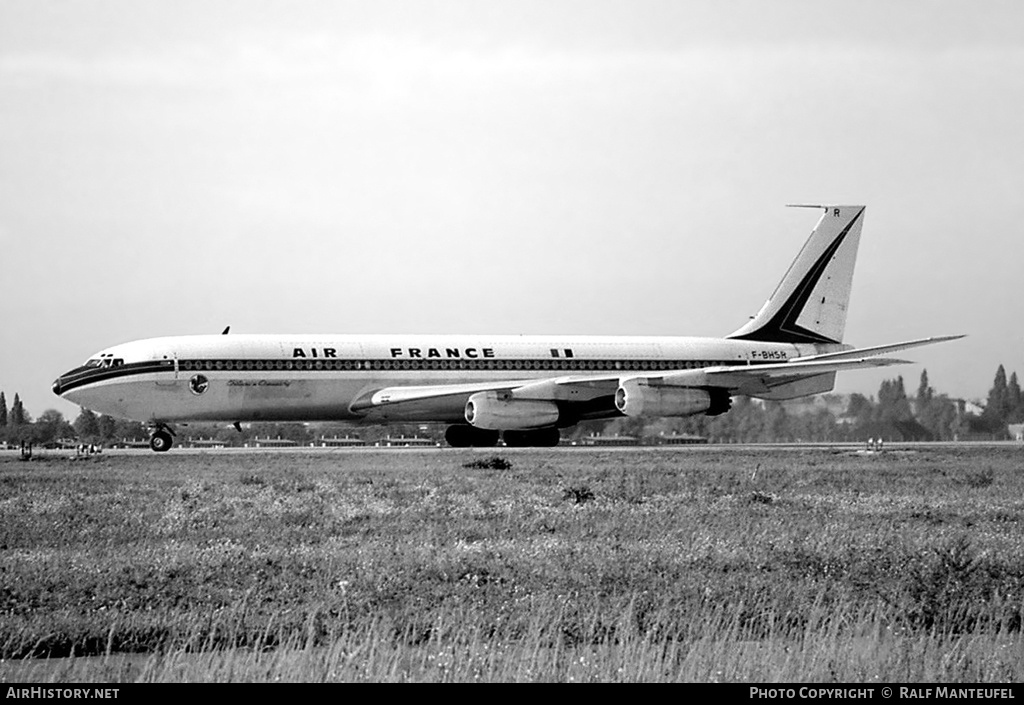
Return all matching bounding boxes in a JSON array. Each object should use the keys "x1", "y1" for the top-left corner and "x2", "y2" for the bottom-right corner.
[{"x1": 2, "y1": 446, "x2": 1023, "y2": 682}]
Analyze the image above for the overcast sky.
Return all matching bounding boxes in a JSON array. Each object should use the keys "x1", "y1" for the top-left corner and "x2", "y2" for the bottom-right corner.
[{"x1": 2, "y1": 0, "x2": 1021, "y2": 420}]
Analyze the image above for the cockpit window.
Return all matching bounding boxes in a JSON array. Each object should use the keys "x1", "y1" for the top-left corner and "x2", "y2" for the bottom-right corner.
[{"x1": 84, "y1": 357, "x2": 124, "y2": 369}]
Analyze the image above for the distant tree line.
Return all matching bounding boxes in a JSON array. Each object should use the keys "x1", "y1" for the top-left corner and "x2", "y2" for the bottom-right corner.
[
  {"x1": 980, "y1": 365, "x2": 1024, "y2": 435},
  {"x1": 0, "y1": 392, "x2": 148, "y2": 447},
  {"x1": 2, "y1": 364, "x2": 1021, "y2": 447}
]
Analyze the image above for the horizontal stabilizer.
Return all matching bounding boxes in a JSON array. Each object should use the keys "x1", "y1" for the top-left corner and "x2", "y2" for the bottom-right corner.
[
  {"x1": 707, "y1": 356, "x2": 912, "y2": 377},
  {"x1": 791, "y1": 335, "x2": 965, "y2": 363}
]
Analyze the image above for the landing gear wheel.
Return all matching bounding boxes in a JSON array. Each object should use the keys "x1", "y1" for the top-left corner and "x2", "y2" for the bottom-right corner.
[
  {"x1": 445, "y1": 425, "x2": 500, "y2": 448},
  {"x1": 150, "y1": 430, "x2": 173, "y2": 453},
  {"x1": 533, "y1": 428, "x2": 561, "y2": 447},
  {"x1": 503, "y1": 428, "x2": 560, "y2": 447}
]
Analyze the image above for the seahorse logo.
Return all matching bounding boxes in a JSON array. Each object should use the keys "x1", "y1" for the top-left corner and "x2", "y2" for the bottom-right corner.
[{"x1": 189, "y1": 374, "x2": 209, "y2": 395}]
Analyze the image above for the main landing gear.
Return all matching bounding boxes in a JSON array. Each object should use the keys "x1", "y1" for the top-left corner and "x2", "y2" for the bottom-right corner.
[
  {"x1": 148, "y1": 423, "x2": 175, "y2": 452},
  {"x1": 502, "y1": 428, "x2": 560, "y2": 447},
  {"x1": 444, "y1": 425, "x2": 561, "y2": 448},
  {"x1": 445, "y1": 425, "x2": 500, "y2": 448}
]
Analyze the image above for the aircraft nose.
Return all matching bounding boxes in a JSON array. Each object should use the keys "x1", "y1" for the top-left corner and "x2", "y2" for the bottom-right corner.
[{"x1": 52, "y1": 378, "x2": 63, "y2": 396}]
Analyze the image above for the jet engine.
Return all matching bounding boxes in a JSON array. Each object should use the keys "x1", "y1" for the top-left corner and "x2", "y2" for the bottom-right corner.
[
  {"x1": 465, "y1": 392, "x2": 560, "y2": 430},
  {"x1": 615, "y1": 380, "x2": 731, "y2": 417}
]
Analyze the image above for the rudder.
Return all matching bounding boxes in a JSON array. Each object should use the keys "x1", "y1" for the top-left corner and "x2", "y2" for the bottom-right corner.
[{"x1": 728, "y1": 205, "x2": 865, "y2": 345}]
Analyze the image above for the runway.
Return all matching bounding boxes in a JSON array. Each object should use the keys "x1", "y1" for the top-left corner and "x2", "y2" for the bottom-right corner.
[{"x1": 2, "y1": 440, "x2": 1018, "y2": 460}]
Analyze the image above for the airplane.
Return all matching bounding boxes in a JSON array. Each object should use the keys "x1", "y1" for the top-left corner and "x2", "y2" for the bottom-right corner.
[{"x1": 52, "y1": 205, "x2": 962, "y2": 452}]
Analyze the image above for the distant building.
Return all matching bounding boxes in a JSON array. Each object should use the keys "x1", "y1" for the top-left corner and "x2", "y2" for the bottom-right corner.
[
  {"x1": 318, "y1": 435, "x2": 366, "y2": 447},
  {"x1": 657, "y1": 433, "x2": 709, "y2": 446},
  {"x1": 249, "y1": 436, "x2": 299, "y2": 448},
  {"x1": 578, "y1": 434, "x2": 640, "y2": 447},
  {"x1": 855, "y1": 420, "x2": 933, "y2": 443},
  {"x1": 112, "y1": 438, "x2": 151, "y2": 449},
  {"x1": 780, "y1": 393, "x2": 847, "y2": 418},
  {"x1": 1009, "y1": 424, "x2": 1024, "y2": 442},
  {"x1": 961, "y1": 400, "x2": 986, "y2": 416},
  {"x1": 188, "y1": 437, "x2": 227, "y2": 449},
  {"x1": 378, "y1": 435, "x2": 437, "y2": 447}
]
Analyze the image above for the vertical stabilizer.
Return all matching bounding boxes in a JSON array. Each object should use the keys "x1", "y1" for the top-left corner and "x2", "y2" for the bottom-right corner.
[{"x1": 728, "y1": 205, "x2": 865, "y2": 344}]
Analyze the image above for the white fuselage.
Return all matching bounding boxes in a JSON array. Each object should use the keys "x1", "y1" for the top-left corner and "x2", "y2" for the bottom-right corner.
[{"x1": 54, "y1": 334, "x2": 835, "y2": 425}]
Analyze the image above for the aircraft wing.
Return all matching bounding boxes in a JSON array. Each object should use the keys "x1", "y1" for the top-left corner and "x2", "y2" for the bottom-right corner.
[
  {"x1": 349, "y1": 336, "x2": 959, "y2": 417},
  {"x1": 349, "y1": 379, "x2": 541, "y2": 411},
  {"x1": 512, "y1": 356, "x2": 912, "y2": 398},
  {"x1": 347, "y1": 358, "x2": 902, "y2": 418}
]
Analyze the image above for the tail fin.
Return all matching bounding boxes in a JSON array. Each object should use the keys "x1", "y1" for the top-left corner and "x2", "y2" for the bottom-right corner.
[{"x1": 728, "y1": 205, "x2": 865, "y2": 344}]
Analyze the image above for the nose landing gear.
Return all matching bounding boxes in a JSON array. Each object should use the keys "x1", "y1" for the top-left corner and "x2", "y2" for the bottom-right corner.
[{"x1": 148, "y1": 424, "x2": 175, "y2": 452}]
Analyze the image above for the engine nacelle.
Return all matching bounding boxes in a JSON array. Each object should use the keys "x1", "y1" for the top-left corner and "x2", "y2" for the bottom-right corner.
[
  {"x1": 615, "y1": 380, "x2": 731, "y2": 417},
  {"x1": 465, "y1": 392, "x2": 560, "y2": 430}
]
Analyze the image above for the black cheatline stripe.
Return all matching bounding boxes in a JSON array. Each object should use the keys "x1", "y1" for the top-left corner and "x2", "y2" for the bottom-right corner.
[
  {"x1": 179, "y1": 358, "x2": 739, "y2": 373},
  {"x1": 59, "y1": 357, "x2": 748, "y2": 394},
  {"x1": 57, "y1": 360, "x2": 174, "y2": 394},
  {"x1": 731, "y1": 208, "x2": 863, "y2": 345}
]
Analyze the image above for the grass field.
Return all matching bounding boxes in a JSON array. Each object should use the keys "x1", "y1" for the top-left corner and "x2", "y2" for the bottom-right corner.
[{"x1": 1, "y1": 445, "x2": 1023, "y2": 682}]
